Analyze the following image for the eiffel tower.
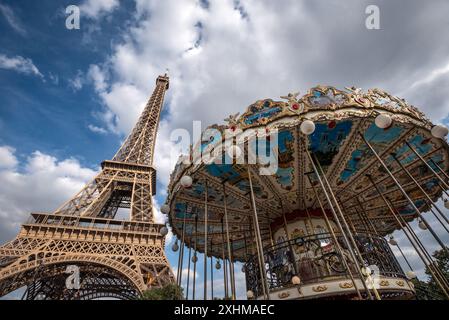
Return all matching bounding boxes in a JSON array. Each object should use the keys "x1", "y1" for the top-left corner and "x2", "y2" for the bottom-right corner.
[{"x1": 0, "y1": 74, "x2": 174, "y2": 300}]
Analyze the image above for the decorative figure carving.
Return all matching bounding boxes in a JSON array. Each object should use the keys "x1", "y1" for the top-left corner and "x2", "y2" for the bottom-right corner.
[
  {"x1": 281, "y1": 92, "x2": 304, "y2": 113},
  {"x1": 224, "y1": 112, "x2": 240, "y2": 127},
  {"x1": 345, "y1": 86, "x2": 363, "y2": 95}
]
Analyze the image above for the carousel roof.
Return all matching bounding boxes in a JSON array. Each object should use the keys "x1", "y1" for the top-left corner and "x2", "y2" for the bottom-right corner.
[{"x1": 165, "y1": 85, "x2": 449, "y2": 261}]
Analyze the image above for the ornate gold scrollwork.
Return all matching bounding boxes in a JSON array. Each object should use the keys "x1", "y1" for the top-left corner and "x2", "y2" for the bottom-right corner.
[
  {"x1": 278, "y1": 292, "x2": 290, "y2": 299},
  {"x1": 312, "y1": 285, "x2": 328, "y2": 292},
  {"x1": 379, "y1": 280, "x2": 390, "y2": 287},
  {"x1": 339, "y1": 282, "x2": 354, "y2": 289},
  {"x1": 396, "y1": 280, "x2": 405, "y2": 287}
]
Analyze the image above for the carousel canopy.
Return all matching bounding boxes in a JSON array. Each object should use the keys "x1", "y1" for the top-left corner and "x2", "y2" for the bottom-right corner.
[{"x1": 165, "y1": 86, "x2": 449, "y2": 261}]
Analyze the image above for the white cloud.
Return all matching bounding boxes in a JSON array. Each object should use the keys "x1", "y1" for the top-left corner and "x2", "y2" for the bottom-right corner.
[
  {"x1": 0, "y1": 54, "x2": 43, "y2": 78},
  {"x1": 0, "y1": 146, "x2": 97, "y2": 243},
  {"x1": 88, "y1": 64, "x2": 108, "y2": 92},
  {"x1": 0, "y1": 4, "x2": 26, "y2": 36},
  {"x1": 69, "y1": 70, "x2": 84, "y2": 91},
  {"x1": 80, "y1": 0, "x2": 120, "y2": 18},
  {"x1": 48, "y1": 72, "x2": 59, "y2": 85},
  {"x1": 87, "y1": 124, "x2": 108, "y2": 134},
  {"x1": 0, "y1": 146, "x2": 18, "y2": 169}
]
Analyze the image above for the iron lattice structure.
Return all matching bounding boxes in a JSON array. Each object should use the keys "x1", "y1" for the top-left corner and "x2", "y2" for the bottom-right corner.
[{"x1": 0, "y1": 74, "x2": 174, "y2": 300}]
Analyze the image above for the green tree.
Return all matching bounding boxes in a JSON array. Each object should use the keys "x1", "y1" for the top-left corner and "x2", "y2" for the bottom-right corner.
[
  {"x1": 140, "y1": 283, "x2": 184, "y2": 300},
  {"x1": 420, "y1": 247, "x2": 449, "y2": 300}
]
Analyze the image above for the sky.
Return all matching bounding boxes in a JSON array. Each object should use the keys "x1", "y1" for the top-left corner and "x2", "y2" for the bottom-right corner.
[{"x1": 0, "y1": 0, "x2": 449, "y2": 300}]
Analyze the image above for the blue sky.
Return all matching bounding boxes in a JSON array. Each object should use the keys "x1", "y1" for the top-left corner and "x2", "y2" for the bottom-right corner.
[
  {"x1": 1, "y1": 0, "x2": 449, "y2": 300},
  {"x1": 0, "y1": 0, "x2": 132, "y2": 165}
]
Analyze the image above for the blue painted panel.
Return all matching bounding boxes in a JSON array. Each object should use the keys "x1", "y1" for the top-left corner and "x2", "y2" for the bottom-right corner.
[
  {"x1": 309, "y1": 120, "x2": 353, "y2": 167},
  {"x1": 339, "y1": 123, "x2": 406, "y2": 182}
]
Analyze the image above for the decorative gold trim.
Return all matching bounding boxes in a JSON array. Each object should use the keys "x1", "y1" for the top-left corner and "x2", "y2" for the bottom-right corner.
[
  {"x1": 278, "y1": 292, "x2": 290, "y2": 299},
  {"x1": 396, "y1": 280, "x2": 405, "y2": 287},
  {"x1": 379, "y1": 280, "x2": 390, "y2": 287},
  {"x1": 339, "y1": 282, "x2": 354, "y2": 289},
  {"x1": 312, "y1": 285, "x2": 328, "y2": 293}
]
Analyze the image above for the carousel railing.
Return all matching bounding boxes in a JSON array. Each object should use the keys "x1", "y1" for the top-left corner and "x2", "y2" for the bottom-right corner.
[{"x1": 244, "y1": 232, "x2": 406, "y2": 297}]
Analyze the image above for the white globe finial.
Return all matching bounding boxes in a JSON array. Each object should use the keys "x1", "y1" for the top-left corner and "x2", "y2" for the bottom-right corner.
[
  {"x1": 361, "y1": 266, "x2": 372, "y2": 276},
  {"x1": 406, "y1": 270, "x2": 417, "y2": 279},
  {"x1": 431, "y1": 125, "x2": 448, "y2": 139},
  {"x1": 300, "y1": 120, "x2": 315, "y2": 135},
  {"x1": 444, "y1": 199, "x2": 449, "y2": 209},
  {"x1": 375, "y1": 114, "x2": 392, "y2": 129},
  {"x1": 291, "y1": 275, "x2": 301, "y2": 285},
  {"x1": 160, "y1": 226, "x2": 168, "y2": 236},
  {"x1": 388, "y1": 236, "x2": 397, "y2": 246},
  {"x1": 161, "y1": 204, "x2": 170, "y2": 215},
  {"x1": 418, "y1": 220, "x2": 427, "y2": 230},
  {"x1": 246, "y1": 290, "x2": 254, "y2": 299},
  {"x1": 227, "y1": 145, "x2": 242, "y2": 160},
  {"x1": 181, "y1": 175, "x2": 193, "y2": 188}
]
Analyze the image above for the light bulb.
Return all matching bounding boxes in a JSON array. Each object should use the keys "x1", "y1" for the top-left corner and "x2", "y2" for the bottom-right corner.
[
  {"x1": 388, "y1": 236, "x2": 397, "y2": 246},
  {"x1": 375, "y1": 114, "x2": 392, "y2": 129},
  {"x1": 160, "y1": 226, "x2": 168, "y2": 236},
  {"x1": 444, "y1": 199, "x2": 449, "y2": 209},
  {"x1": 227, "y1": 145, "x2": 242, "y2": 160},
  {"x1": 361, "y1": 266, "x2": 372, "y2": 276},
  {"x1": 431, "y1": 125, "x2": 449, "y2": 139},
  {"x1": 291, "y1": 276, "x2": 301, "y2": 285},
  {"x1": 418, "y1": 220, "x2": 427, "y2": 230},
  {"x1": 300, "y1": 120, "x2": 315, "y2": 135},
  {"x1": 161, "y1": 204, "x2": 170, "y2": 215},
  {"x1": 181, "y1": 175, "x2": 193, "y2": 188}
]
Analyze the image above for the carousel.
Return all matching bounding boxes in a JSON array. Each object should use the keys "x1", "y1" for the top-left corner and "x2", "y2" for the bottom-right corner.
[{"x1": 162, "y1": 86, "x2": 449, "y2": 300}]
